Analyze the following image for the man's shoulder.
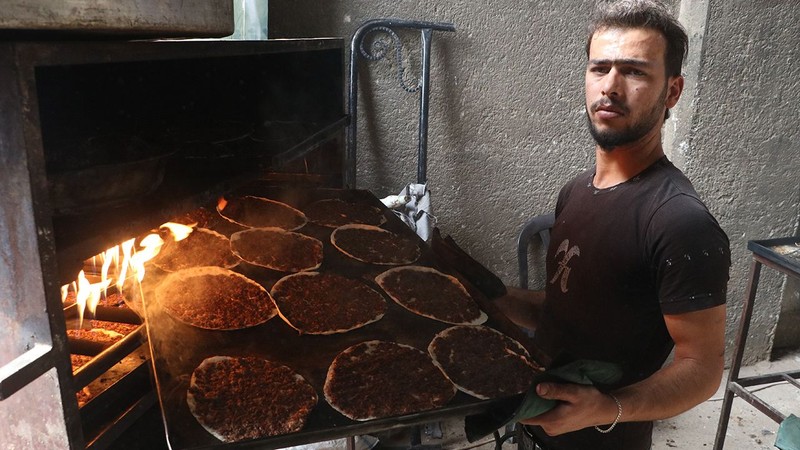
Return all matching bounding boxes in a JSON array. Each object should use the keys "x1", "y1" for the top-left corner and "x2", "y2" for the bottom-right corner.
[{"x1": 641, "y1": 157, "x2": 699, "y2": 196}]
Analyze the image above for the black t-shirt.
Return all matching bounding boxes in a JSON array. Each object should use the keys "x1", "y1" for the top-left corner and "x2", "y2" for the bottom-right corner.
[{"x1": 530, "y1": 156, "x2": 731, "y2": 449}]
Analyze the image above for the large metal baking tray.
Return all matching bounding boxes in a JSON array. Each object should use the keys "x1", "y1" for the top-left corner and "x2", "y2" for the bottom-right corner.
[
  {"x1": 748, "y1": 236, "x2": 800, "y2": 278},
  {"x1": 141, "y1": 185, "x2": 537, "y2": 449}
]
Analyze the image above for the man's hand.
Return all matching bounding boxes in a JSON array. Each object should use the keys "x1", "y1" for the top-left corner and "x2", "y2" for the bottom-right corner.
[
  {"x1": 520, "y1": 304, "x2": 725, "y2": 437},
  {"x1": 520, "y1": 382, "x2": 620, "y2": 436}
]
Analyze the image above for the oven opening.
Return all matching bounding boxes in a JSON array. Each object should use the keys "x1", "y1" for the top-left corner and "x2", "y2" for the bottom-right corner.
[{"x1": 1, "y1": 39, "x2": 346, "y2": 449}]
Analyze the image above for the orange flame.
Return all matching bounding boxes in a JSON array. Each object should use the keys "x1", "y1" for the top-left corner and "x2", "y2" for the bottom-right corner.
[
  {"x1": 161, "y1": 222, "x2": 195, "y2": 241},
  {"x1": 217, "y1": 197, "x2": 228, "y2": 211},
  {"x1": 61, "y1": 221, "x2": 196, "y2": 328}
]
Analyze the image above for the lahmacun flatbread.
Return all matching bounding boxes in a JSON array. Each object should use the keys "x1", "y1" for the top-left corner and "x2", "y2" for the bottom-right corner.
[
  {"x1": 330, "y1": 224, "x2": 420, "y2": 265},
  {"x1": 155, "y1": 266, "x2": 277, "y2": 330},
  {"x1": 153, "y1": 227, "x2": 238, "y2": 272},
  {"x1": 270, "y1": 272, "x2": 387, "y2": 334},
  {"x1": 428, "y1": 325, "x2": 540, "y2": 400},
  {"x1": 303, "y1": 198, "x2": 387, "y2": 228},
  {"x1": 230, "y1": 227, "x2": 323, "y2": 273},
  {"x1": 323, "y1": 340, "x2": 456, "y2": 421},
  {"x1": 375, "y1": 266, "x2": 488, "y2": 325},
  {"x1": 187, "y1": 356, "x2": 317, "y2": 442},
  {"x1": 217, "y1": 196, "x2": 307, "y2": 230}
]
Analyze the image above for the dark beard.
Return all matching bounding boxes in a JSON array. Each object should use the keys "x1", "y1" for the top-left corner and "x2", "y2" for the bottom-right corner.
[{"x1": 586, "y1": 87, "x2": 667, "y2": 151}]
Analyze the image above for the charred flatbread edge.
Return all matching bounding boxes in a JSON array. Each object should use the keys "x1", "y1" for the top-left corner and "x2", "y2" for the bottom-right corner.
[
  {"x1": 187, "y1": 355, "x2": 318, "y2": 442},
  {"x1": 323, "y1": 340, "x2": 457, "y2": 421},
  {"x1": 375, "y1": 265, "x2": 488, "y2": 325},
  {"x1": 330, "y1": 224, "x2": 421, "y2": 265},
  {"x1": 230, "y1": 227, "x2": 324, "y2": 272},
  {"x1": 217, "y1": 195, "x2": 308, "y2": 230},
  {"x1": 154, "y1": 227, "x2": 239, "y2": 272},
  {"x1": 270, "y1": 271, "x2": 387, "y2": 335},
  {"x1": 155, "y1": 266, "x2": 277, "y2": 330},
  {"x1": 427, "y1": 325, "x2": 537, "y2": 400},
  {"x1": 304, "y1": 198, "x2": 388, "y2": 227}
]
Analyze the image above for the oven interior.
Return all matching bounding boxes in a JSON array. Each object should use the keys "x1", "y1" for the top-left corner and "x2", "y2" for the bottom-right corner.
[{"x1": 3, "y1": 39, "x2": 346, "y2": 449}]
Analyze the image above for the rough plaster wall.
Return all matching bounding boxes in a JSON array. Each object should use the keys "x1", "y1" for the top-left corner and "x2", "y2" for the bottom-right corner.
[
  {"x1": 683, "y1": 0, "x2": 800, "y2": 363},
  {"x1": 270, "y1": 0, "x2": 596, "y2": 286},
  {"x1": 270, "y1": 1, "x2": 800, "y2": 362},
  {"x1": 775, "y1": 275, "x2": 800, "y2": 350},
  {"x1": 0, "y1": 369, "x2": 69, "y2": 449}
]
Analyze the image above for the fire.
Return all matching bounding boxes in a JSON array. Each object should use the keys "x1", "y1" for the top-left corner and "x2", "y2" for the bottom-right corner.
[
  {"x1": 217, "y1": 196, "x2": 228, "y2": 211},
  {"x1": 73, "y1": 270, "x2": 112, "y2": 327},
  {"x1": 162, "y1": 222, "x2": 194, "y2": 241},
  {"x1": 61, "y1": 221, "x2": 195, "y2": 328}
]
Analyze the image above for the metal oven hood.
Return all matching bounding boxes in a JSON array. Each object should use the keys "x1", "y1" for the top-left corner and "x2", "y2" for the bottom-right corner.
[{"x1": 0, "y1": 0, "x2": 234, "y2": 38}]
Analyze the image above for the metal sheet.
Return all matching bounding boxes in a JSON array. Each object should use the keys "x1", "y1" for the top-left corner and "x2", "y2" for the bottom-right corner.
[
  {"x1": 748, "y1": 237, "x2": 800, "y2": 278},
  {"x1": 141, "y1": 185, "x2": 538, "y2": 449},
  {"x1": 0, "y1": 0, "x2": 233, "y2": 37}
]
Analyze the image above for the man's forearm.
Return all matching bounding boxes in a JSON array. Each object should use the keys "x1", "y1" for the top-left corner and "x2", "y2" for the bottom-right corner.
[
  {"x1": 494, "y1": 286, "x2": 546, "y2": 330},
  {"x1": 613, "y1": 305, "x2": 726, "y2": 422},
  {"x1": 613, "y1": 353, "x2": 723, "y2": 422}
]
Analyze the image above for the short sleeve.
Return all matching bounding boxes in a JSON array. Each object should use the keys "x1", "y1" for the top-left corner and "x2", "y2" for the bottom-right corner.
[{"x1": 648, "y1": 195, "x2": 731, "y2": 315}]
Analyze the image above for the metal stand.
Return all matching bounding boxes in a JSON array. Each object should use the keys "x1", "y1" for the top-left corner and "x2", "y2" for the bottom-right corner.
[
  {"x1": 345, "y1": 18, "x2": 455, "y2": 188},
  {"x1": 343, "y1": 18, "x2": 458, "y2": 450},
  {"x1": 713, "y1": 238, "x2": 800, "y2": 449}
]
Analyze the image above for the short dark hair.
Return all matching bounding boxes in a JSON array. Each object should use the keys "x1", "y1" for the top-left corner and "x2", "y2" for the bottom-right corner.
[{"x1": 586, "y1": 0, "x2": 688, "y2": 77}]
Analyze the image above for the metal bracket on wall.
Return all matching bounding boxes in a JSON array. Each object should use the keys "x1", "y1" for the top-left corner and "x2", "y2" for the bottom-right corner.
[{"x1": 345, "y1": 18, "x2": 455, "y2": 189}]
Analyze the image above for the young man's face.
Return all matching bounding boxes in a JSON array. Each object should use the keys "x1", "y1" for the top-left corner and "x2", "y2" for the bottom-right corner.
[{"x1": 585, "y1": 27, "x2": 683, "y2": 151}]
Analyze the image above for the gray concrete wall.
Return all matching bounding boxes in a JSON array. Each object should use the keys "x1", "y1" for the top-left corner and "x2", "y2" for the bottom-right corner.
[
  {"x1": 270, "y1": 0, "x2": 800, "y2": 364},
  {"x1": 683, "y1": 0, "x2": 800, "y2": 362}
]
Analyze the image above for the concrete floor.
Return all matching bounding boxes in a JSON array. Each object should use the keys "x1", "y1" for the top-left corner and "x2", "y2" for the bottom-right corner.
[{"x1": 361, "y1": 349, "x2": 800, "y2": 450}]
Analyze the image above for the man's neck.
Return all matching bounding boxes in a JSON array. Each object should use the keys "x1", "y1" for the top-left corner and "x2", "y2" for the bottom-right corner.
[{"x1": 593, "y1": 132, "x2": 665, "y2": 189}]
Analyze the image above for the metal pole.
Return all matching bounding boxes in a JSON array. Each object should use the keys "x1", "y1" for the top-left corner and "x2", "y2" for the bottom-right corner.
[
  {"x1": 417, "y1": 27, "x2": 432, "y2": 185},
  {"x1": 713, "y1": 259, "x2": 762, "y2": 450},
  {"x1": 346, "y1": 19, "x2": 455, "y2": 189},
  {"x1": 346, "y1": 29, "x2": 361, "y2": 189}
]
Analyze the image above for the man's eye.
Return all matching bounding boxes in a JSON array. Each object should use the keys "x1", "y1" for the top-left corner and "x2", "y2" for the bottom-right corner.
[{"x1": 590, "y1": 66, "x2": 609, "y2": 74}]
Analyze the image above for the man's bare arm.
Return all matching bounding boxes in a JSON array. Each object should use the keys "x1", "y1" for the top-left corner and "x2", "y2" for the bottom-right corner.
[
  {"x1": 614, "y1": 303, "x2": 726, "y2": 420},
  {"x1": 493, "y1": 286, "x2": 546, "y2": 331},
  {"x1": 522, "y1": 304, "x2": 726, "y2": 435}
]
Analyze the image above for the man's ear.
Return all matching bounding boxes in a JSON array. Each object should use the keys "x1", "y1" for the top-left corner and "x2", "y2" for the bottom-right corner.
[{"x1": 665, "y1": 75, "x2": 684, "y2": 109}]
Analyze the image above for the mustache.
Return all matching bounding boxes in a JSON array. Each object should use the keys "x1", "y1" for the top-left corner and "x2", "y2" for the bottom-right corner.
[{"x1": 590, "y1": 98, "x2": 629, "y2": 114}]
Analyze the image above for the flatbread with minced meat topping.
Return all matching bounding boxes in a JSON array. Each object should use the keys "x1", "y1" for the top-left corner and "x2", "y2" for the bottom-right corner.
[
  {"x1": 217, "y1": 196, "x2": 307, "y2": 230},
  {"x1": 323, "y1": 340, "x2": 456, "y2": 421},
  {"x1": 230, "y1": 227, "x2": 323, "y2": 273},
  {"x1": 428, "y1": 325, "x2": 540, "y2": 400},
  {"x1": 66, "y1": 327, "x2": 125, "y2": 348},
  {"x1": 153, "y1": 227, "x2": 238, "y2": 272},
  {"x1": 170, "y1": 206, "x2": 217, "y2": 229},
  {"x1": 375, "y1": 266, "x2": 487, "y2": 325},
  {"x1": 270, "y1": 272, "x2": 387, "y2": 334},
  {"x1": 330, "y1": 224, "x2": 420, "y2": 265},
  {"x1": 303, "y1": 198, "x2": 387, "y2": 228},
  {"x1": 155, "y1": 266, "x2": 277, "y2": 330},
  {"x1": 187, "y1": 356, "x2": 317, "y2": 442}
]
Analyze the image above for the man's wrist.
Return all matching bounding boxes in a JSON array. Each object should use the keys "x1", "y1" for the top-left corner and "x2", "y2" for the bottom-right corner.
[{"x1": 595, "y1": 392, "x2": 622, "y2": 433}]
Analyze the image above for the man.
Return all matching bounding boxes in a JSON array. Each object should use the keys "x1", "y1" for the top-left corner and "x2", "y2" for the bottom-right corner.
[{"x1": 496, "y1": 1, "x2": 731, "y2": 448}]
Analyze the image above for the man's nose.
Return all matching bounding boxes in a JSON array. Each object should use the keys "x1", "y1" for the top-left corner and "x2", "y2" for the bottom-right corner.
[{"x1": 600, "y1": 68, "x2": 622, "y2": 97}]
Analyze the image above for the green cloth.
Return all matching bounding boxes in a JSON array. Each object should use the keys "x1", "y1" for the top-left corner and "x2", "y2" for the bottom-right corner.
[
  {"x1": 776, "y1": 414, "x2": 800, "y2": 450},
  {"x1": 464, "y1": 359, "x2": 623, "y2": 442}
]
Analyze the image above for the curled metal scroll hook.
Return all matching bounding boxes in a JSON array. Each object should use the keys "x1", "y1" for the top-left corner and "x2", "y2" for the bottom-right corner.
[{"x1": 359, "y1": 26, "x2": 421, "y2": 94}]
